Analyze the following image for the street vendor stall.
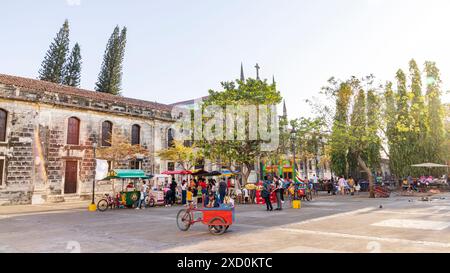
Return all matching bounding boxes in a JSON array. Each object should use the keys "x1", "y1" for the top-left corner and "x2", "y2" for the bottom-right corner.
[
  {"x1": 148, "y1": 174, "x2": 171, "y2": 206},
  {"x1": 105, "y1": 169, "x2": 151, "y2": 208}
]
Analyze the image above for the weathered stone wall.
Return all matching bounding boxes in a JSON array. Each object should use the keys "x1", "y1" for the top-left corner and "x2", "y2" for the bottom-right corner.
[
  {"x1": 0, "y1": 100, "x2": 35, "y2": 205},
  {"x1": 0, "y1": 85, "x2": 174, "y2": 205}
]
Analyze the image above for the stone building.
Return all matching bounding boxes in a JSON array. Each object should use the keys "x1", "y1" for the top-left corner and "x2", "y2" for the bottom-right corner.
[{"x1": 0, "y1": 74, "x2": 175, "y2": 205}]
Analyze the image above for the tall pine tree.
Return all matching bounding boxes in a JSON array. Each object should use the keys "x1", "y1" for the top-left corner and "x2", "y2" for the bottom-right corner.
[
  {"x1": 395, "y1": 69, "x2": 412, "y2": 177},
  {"x1": 330, "y1": 82, "x2": 352, "y2": 177},
  {"x1": 347, "y1": 88, "x2": 367, "y2": 179},
  {"x1": 384, "y1": 82, "x2": 398, "y2": 177},
  {"x1": 366, "y1": 89, "x2": 381, "y2": 173},
  {"x1": 62, "y1": 43, "x2": 82, "y2": 87},
  {"x1": 408, "y1": 59, "x2": 427, "y2": 174},
  {"x1": 424, "y1": 61, "x2": 445, "y2": 166},
  {"x1": 39, "y1": 20, "x2": 70, "y2": 84},
  {"x1": 95, "y1": 26, "x2": 127, "y2": 95}
]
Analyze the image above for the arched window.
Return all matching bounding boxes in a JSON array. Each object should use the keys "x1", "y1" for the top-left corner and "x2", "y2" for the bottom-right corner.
[
  {"x1": 131, "y1": 124, "x2": 141, "y2": 145},
  {"x1": 0, "y1": 109, "x2": 7, "y2": 142},
  {"x1": 168, "y1": 128, "x2": 174, "y2": 147},
  {"x1": 67, "y1": 117, "x2": 80, "y2": 145},
  {"x1": 101, "y1": 121, "x2": 113, "y2": 147}
]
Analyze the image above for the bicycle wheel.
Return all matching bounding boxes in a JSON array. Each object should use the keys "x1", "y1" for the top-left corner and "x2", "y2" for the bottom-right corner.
[
  {"x1": 208, "y1": 217, "x2": 226, "y2": 235},
  {"x1": 306, "y1": 190, "x2": 312, "y2": 201},
  {"x1": 97, "y1": 199, "x2": 109, "y2": 212},
  {"x1": 176, "y1": 209, "x2": 192, "y2": 231}
]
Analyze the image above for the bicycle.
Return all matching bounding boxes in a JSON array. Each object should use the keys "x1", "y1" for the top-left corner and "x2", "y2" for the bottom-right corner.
[
  {"x1": 176, "y1": 203, "x2": 234, "y2": 235},
  {"x1": 97, "y1": 193, "x2": 117, "y2": 212}
]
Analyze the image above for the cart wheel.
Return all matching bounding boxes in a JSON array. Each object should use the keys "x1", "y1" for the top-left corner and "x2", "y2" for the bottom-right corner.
[
  {"x1": 97, "y1": 199, "x2": 108, "y2": 212},
  {"x1": 145, "y1": 195, "x2": 153, "y2": 207},
  {"x1": 225, "y1": 225, "x2": 230, "y2": 232},
  {"x1": 208, "y1": 217, "x2": 226, "y2": 235},
  {"x1": 176, "y1": 209, "x2": 192, "y2": 231},
  {"x1": 148, "y1": 198, "x2": 156, "y2": 207}
]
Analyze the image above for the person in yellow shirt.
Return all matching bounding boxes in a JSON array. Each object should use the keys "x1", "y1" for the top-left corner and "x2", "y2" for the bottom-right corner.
[
  {"x1": 186, "y1": 187, "x2": 194, "y2": 207},
  {"x1": 348, "y1": 176, "x2": 355, "y2": 196}
]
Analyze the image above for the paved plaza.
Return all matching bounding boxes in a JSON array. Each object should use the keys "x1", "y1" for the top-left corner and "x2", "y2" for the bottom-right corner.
[{"x1": 1, "y1": 193, "x2": 450, "y2": 253}]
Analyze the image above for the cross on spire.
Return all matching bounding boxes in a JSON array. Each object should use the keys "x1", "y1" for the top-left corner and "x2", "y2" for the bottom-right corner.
[{"x1": 255, "y1": 63, "x2": 260, "y2": 80}]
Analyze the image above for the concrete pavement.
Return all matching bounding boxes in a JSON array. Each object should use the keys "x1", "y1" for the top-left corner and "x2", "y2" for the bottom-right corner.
[{"x1": 1, "y1": 193, "x2": 449, "y2": 253}]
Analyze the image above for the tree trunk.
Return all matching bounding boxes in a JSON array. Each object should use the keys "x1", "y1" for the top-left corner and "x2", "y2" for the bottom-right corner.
[
  {"x1": 242, "y1": 163, "x2": 251, "y2": 184},
  {"x1": 357, "y1": 155, "x2": 375, "y2": 198}
]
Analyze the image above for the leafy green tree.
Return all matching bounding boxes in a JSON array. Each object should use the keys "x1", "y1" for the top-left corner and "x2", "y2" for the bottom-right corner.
[
  {"x1": 394, "y1": 69, "x2": 412, "y2": 177},
  {"x1": 424, "y1": 61, "x2": 445, "y2": 167},
  {"x1": 290, "y1": 117, "x2": 327, "y2": 180},
  {"x1": 201, "y1": 77, "x2": 282, "y2": 183},
  {"x1": 366, "y1": 89, "x2": 381, "y2": 172},
  {"x1": 444, "y1": 103, "x2": 450, "y2": 166},
  {"x1": 62, "y1": 43, "x2": 82, "y2": 87},
  {"x1": 347, "y1": 88, "x2": 367, "y2": 180},
  {"x1": 329, "y1": 81, "x2": 352, "y2": 177},
  {"x1": 95, "y1": 26, "x2": 127, "y2": 95},
  {"x1": 38, "y1": 20, "x2": 70, "y2": 84},
  {"x1": 157, "y1": 141, "x2": 203, "y2": 171},
  {"x1": 408, "y1": 59, "x2": 427, "y2": 173},
  {"x1": 383, "y1": 82, "x2": 397, "y2": 174},
  {"x1": 324, "y1": 76, "x2": 381, "y2": 197}
]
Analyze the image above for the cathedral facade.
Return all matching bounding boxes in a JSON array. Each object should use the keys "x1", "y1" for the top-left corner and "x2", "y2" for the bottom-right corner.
[{"x1": 0, "y1": 74, "x2": 175, "y2": 205}]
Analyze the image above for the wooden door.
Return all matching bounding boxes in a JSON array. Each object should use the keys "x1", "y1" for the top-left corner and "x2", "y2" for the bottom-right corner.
[{"x1": 64, "y1": 161, "x2": 78, "y2": 194}]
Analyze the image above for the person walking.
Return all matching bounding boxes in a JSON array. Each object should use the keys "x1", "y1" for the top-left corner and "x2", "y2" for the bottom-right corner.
[
  {"x1": 312, "y1": 174, "x2": 319, "y2": 196},
  {"x1": 136, "y1": 180, "x2": 149, "y2": 209},
  {"x1": 338, "y1": 176, "x2": 346, "y2": 195},
  {"x1": 262, "y1": 176, "x2": 273, "y2": 211},
  {"x1": 170, "y1": 178, "x2": 177, "y2": 205},
  {"x1": 274, "y1": 177, "x2": 283, "y2": 210},
  {"x1": 218, "y1": 178, "x2": 228, "y2": 204},
  {"x1": 181, "y1": 180, "x2": 187, "y2": 206}
]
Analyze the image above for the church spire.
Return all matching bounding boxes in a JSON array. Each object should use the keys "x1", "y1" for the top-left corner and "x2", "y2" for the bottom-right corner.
[
  {"x1": 240, "y1": 62, "x2": 245, "y2": 82},
  {"x1": 283, "y1": 99, "x2": 287, "y2": 118},
  {"x1": 272, "y1": 75, "x2": 276, "y2": 86}
]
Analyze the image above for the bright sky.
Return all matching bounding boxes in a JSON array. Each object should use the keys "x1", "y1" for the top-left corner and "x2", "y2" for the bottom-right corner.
[{"x1": 0, "y1": 0, "x2": 449, "y2": 118}]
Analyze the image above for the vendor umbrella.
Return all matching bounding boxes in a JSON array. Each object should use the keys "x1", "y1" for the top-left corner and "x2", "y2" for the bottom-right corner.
[
  {"x1": 161, "y1": 170, "x2": 192, "y2": 175},
  {"x1": 221, "y1": 170, "x2": 239, "y2": 177},
  {"x1": 191, "y1": 169, "x2": 210, "y2": 176},
  {"x1": 411, "y1": 163, "x2": 449, "y2": 175},
  {"x1": 204, "y1": 171, "x2": 222, "y2": 177}
]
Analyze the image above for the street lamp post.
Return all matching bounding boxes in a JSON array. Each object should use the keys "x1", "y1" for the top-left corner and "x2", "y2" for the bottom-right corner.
[
  {"x1": 89, "y1": 135, "x2": 98, "y2": 212},
  {"x1": 290, "y1": 129, "x2": 297, "y2": 182}
]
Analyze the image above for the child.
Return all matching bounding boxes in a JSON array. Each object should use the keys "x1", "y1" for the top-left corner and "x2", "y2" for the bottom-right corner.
[
  {"x1": 223, "y1": 196, "x2": 235, "y2": 208},
  {"x1": 186, "y1": 187, "x2": 194, "y2": 208},
  {"x1": 206, "y1": 194, "x2": 218, "y2": 208},
  {"x1": 164, "y1": 189, "x2": 173, "y2": 207},
  {"x1": 355, "y1": 182, "x2": 361, "y2": 195}
]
